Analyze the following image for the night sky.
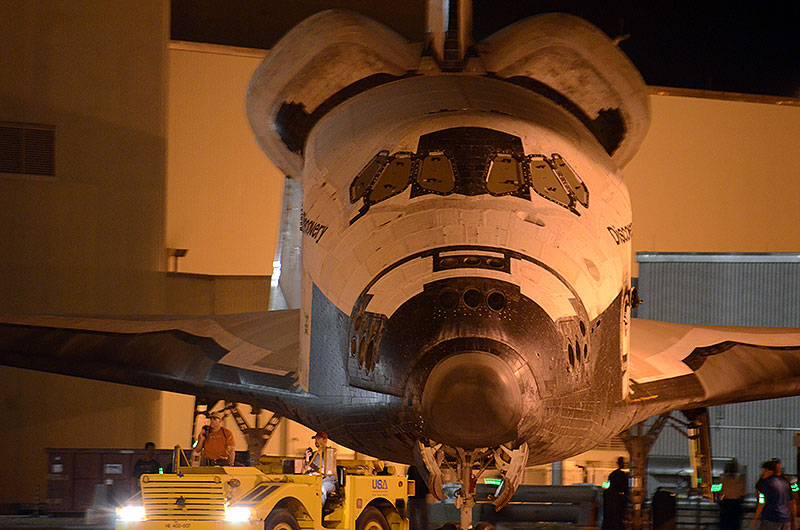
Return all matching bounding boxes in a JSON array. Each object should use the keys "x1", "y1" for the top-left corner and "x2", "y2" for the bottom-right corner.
[{"x1": 171, "y1": 1, "x2": 800, "y2": 98}]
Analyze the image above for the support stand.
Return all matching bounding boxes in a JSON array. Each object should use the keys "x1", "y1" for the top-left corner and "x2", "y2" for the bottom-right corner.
[
  {"x1": 619, "y1": 408, "x2": 713, "y2": 530},
  {"x1": 683, "y1": 408, "x2": 713, "y2": 501},
  {"x1": 224, "y1": 401, "x2": 283, "y2": 464},
  {"x1": 619, "y1": 414, "x2": 670, "y2": 530}
]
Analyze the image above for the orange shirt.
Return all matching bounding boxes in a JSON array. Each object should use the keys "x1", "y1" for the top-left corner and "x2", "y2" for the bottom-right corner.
[{"x1": 203, "y1": 427, "x2": 234, "y2": 460}]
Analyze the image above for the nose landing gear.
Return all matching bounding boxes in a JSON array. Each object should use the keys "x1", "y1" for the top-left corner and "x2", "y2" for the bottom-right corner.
[{"x1": 415, "y1": 440, "x2": 529, "y2": 530}]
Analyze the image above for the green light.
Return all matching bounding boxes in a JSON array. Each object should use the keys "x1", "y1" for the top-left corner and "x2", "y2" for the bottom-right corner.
[
  {"x1": 602, "y1": 481, "x2": 610, "y2": 489},
  {"x1": 792, "y1": 484, "x2": 799, "y2": 492},
  {"x1": 484, "y1": 478, "x2": 503, "y2": 486},
  {"x1": 158, "y1": 467, "x2": 164, "y2": 474},
  {"x1": 759, "y1": 493, "x2": 765, "y2": 504},
  {"x1": 711, "y1": 484, "x2": 722, "y2": 492}
]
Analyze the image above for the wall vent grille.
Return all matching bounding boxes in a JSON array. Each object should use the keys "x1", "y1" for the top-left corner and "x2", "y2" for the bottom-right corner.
[{"x1": 0, "y1": 123, "x2": 55, "y2": 176}]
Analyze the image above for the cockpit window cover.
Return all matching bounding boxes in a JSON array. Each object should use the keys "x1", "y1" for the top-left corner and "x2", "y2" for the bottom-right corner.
[
  {"x1": 348, "y1": 128, "x2": 589, "y2": 223},
  {"x1": 368, "y1": 153, "x2": 414, "y2": 202},
  {"x1": 417, "y1": 152, "x2": 456, "y2": 194},
  {"x1": 486, "y1": 153, "x2": 525, "y2": 195},
  {"x1": 350, "y1": 151, "x2": 388, "y2": 203},
  {"x1": 529, "y1": 155, "x2": 572, "y2": 210},
  {"x1": 552, "y1": 154, "x2": 589, "y2": 208}
]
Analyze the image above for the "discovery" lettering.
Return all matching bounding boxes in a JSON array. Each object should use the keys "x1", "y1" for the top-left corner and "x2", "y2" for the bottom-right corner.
[
  {"x1": 607, "y1": 223, "x2": 632, "y2": 245},
  {"x1": 301, "y1": 210, "x2": 329, "y2": 243}
]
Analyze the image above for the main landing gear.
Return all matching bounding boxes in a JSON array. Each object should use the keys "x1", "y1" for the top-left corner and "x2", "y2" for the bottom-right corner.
[{"x1": 415, "y1": 440, "x2": 529, "y2": 530}]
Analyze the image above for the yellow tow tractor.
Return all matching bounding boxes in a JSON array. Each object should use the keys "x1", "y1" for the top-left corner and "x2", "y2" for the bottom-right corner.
[{"x1": 117, "y1": 449, "x2": 412, "y2": 530}]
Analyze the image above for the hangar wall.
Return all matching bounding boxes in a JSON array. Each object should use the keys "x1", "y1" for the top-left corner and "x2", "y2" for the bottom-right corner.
[
  {"x1": 0, "y1": 1, "x2": 170, "y2": 315},
  {"x1": 624, "y1": 90, "x2": 800, "y2": 277},
  {"x1": 0, "y1": 25, "x2": 326, "y2": 505},
  {"x1": 636, "y1": 253, "x2": 800, "y2": 495},
  {"x1": 0, "y1": 1, "x2": 171, "y2": 505},
  {"x1": 166, "y1": 42, "x2": 284, "y2": 276}
]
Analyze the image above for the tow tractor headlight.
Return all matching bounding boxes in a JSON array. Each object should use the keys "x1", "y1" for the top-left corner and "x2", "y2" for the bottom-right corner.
[
  {"x1": 224, "y1": 506, "x2": 254, "y2": 523},
  {"x1": 117, "y1": 505, "x2": 146, "y2": 522}
]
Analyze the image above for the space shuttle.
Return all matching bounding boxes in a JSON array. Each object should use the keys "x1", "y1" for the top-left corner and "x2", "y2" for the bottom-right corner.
[{"x1": 2, "y1": 1, "x2": 800, "y2": 526}]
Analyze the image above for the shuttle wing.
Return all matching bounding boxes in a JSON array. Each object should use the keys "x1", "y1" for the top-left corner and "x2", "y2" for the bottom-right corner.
[
  {"x1": 628, "y1": 318, "x2": 800, "y2": 408},
  {"x1": 0, "y1": 311, "x2": 305, "y2": 404}
]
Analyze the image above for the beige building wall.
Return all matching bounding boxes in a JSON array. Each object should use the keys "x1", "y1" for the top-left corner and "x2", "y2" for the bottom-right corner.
[
  {"x1": 625, "y1": 90, "x2": 800, "y2": 276},
  {"x1": 166, "y1": 42, "x2": 285, "y2": 276},
  {"x1": 0, "y1": 1, "x2": 171, "y2": 316},
  {"x1": 0, "y1": 367, "x2": 166, "y2": 503},
  {"x1": 0, "y1": 29, "x2": 287, "y2": 504},
  {"x1": 0, "y1": 1, "x2": 171, "y2": 505}
]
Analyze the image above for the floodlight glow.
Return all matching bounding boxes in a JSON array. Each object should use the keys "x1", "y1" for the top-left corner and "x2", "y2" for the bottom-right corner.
[
  {"x1": 225, "y1": 506, "x2": 253, "y2": 523},
  {"x1": 117, "y1": 505, "x2": 146, "y2": 521}
]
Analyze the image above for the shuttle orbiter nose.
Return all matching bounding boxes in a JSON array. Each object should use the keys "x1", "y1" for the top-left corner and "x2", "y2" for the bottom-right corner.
[{"x1": 421, "y1": 351, "x2": 522, "y2": 448}]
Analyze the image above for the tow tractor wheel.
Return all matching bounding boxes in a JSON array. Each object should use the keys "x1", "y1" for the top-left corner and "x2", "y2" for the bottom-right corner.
[
  {"x1": 473, "y1": 522, "x2": 497, "y2": 530},
  {"x1": 356, "y1": 506, "x2": 390, "y2": 530},
  {"x1": 265, "y1": 508, "x2": 300, "y2": 530}
]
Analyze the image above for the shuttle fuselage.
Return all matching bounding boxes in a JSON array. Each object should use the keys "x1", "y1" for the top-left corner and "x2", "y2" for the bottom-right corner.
[{"x1": 289, "y1": 74, "x2": 634, "y2": 464}]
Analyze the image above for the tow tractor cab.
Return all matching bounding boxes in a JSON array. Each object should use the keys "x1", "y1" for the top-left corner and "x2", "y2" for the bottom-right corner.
[{"x1": 117, "y1": 451, "x2": 412, "y2": 530}]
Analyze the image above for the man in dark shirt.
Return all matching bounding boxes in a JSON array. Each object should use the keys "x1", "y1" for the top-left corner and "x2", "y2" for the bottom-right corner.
[
  {"x1": 758, "y1": 460, "x2": 792, "y2": 493},
  {"x1": 753, "y1": 460, "x2": 796, "y2": 530},
  {"x1": 132, "y1": 442, "x2": 160, "y2": 488},
  {"x1": 603, "y1": 457, "x2": 629, "y2": 530},
  {"x1": 756, "y1": 461, "x2": 773, "y2": 495},
  {"x1": 609, "y1": 457, "x2": 630, "y2": 496},
  {"x1": 406, "y1": 466, "x2": 429, "y2": 530}
]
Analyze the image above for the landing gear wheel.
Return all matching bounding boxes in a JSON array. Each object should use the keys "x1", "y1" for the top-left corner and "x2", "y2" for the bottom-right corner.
[
  {"x1": 474, "y1": 523, "x2": 496, "y2": 530},
  {"x1": 357, "y1": 507, "x2": 390, "y2": 530},
  {"x1": 265, "y1": 508, "x2": 300, "y2": 530}
]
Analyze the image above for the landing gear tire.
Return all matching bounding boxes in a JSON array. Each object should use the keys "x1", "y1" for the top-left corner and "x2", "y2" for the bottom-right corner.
[
  {"x1": 474, "y1": 522, "x2": 496, "y2": 530},
  {"x1": 356, "y1": 506, "x2": 390, "y2": 530},
  {"x1": 265, "y1": 508, "x2": 300, "y2": 530}
]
